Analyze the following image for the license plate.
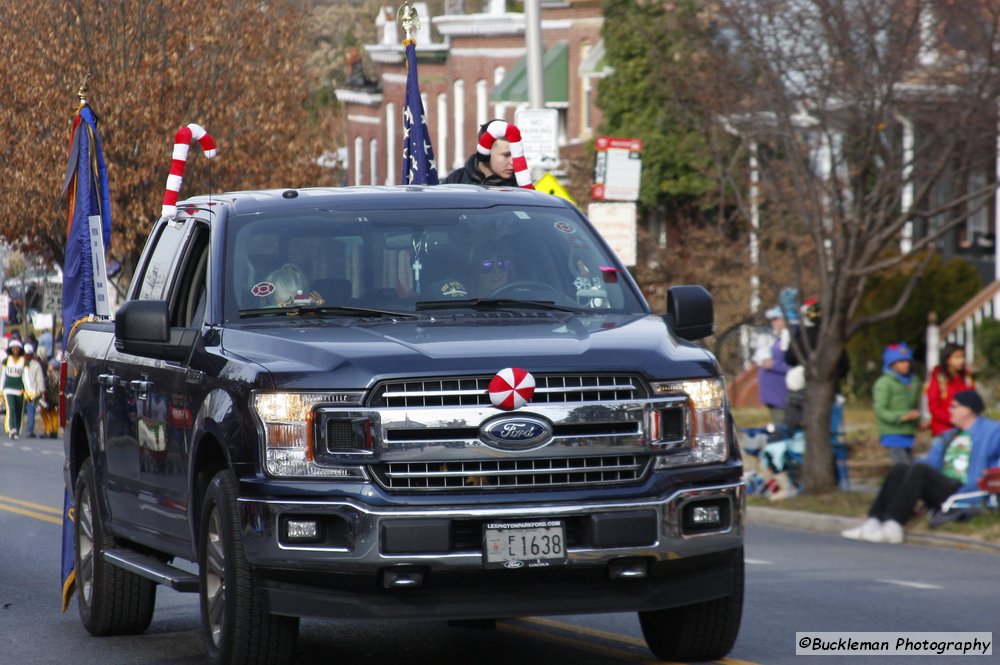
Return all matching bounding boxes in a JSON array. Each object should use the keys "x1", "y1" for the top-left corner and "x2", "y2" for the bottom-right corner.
[{"x1": 483, "y1": 520, "x2": 566, "y2": 569}]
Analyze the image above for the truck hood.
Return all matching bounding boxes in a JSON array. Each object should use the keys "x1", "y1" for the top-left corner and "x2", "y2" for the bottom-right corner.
[{"x1": 221, "y1": 312, "x2": 719, "y2": 389}]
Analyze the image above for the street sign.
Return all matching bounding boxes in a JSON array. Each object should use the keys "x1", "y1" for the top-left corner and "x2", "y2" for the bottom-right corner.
[
  {"x1": 88, "y1": 215, "x2": 112, "y2": 317},
  {"x1": 587, "y1": 202, "x2": 637, "y2": 267},
  {"x1": 534, "y1": 172, "x2": 576, "y2": 206},
  {"x1": 591, "y1": 136, "x2": 643, "y2": 202},
  {"x1": 515, "y1": 108, "x2": 560, "y2": 172}
]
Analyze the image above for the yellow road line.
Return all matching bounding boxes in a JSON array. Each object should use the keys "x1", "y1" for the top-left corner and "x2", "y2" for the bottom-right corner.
[
  {"x1": 0, "y1": 495, "x2": 63, "y2": 515},
  {"x1": 0, "y1": 501, "x2": 63, "y2": 525},
  {"x1": 523, "y1": 616, "x2": 649, "y2": 648},
  {"x1": 500, "y1": 621, "x2": 660, "y2": 663}
]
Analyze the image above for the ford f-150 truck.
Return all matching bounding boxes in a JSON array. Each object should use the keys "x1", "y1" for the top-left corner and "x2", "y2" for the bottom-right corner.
[{"x1": 64, "y1": 184, "x2": 744, "y2": 665}]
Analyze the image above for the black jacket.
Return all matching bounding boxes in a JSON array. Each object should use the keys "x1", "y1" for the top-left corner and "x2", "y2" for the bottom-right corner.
[{"x1": 443, "y1": 154, "x2": 518, "y2": 187}]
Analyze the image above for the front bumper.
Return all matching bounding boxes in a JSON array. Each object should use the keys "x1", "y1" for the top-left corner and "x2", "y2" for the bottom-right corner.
[{"x1": 238, "y1": 480, "x2": 744, "y2": 620}]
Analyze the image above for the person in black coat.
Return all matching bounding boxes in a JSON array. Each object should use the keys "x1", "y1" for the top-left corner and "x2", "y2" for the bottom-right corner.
[{"x1": 443, "y1": 119, "x2": 522, "y2": 187}]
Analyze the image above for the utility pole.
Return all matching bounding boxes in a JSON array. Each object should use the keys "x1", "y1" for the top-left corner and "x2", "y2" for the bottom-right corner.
[{"x1": 524, "y1": 0, "x2": 544, "y2": 109}]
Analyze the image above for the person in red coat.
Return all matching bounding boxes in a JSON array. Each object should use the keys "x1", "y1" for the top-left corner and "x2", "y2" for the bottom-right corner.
[{"x1": 925, "y1": 343, "x2": 975, "y2": 438}]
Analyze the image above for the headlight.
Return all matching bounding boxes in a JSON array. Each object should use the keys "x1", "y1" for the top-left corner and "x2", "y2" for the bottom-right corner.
[
  {"x1": 252, "y1": 391, "x2": 367, "y2": 478},
  {"x1": 649, "y1": 378, "x2": 729, "y2": 468}
]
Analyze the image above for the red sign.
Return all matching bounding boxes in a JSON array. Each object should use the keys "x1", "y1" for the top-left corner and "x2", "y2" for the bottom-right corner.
[{"x1": 592, "y1": 136, "x2": 643, "y2": 202}]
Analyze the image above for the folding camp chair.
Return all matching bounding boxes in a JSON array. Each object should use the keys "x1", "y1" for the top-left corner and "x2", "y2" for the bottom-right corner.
[{"x1": 939, "y1": 467, "x2": 1000, "y2": 514}]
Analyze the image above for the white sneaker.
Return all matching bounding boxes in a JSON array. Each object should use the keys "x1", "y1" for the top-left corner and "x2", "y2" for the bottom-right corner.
[
  {"x1": 842, "y1": 517, "x2": 881, "y2": 541},
  {"x1": 878, "y1": 520, "x2": 905, "y2": 544}
]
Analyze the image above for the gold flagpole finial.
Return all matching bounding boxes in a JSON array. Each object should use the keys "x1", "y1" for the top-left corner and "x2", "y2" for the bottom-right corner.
[
  {"x1": 77, "y1": 73, "x2": 92, "y2": 102},
  {"x1": 397, "y1": 2, "x2": 420, "y2": 43}
]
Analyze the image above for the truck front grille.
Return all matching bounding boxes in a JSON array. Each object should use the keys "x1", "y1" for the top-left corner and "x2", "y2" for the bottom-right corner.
[
  {"x1": 370, "y1": 454, "x2": 650, "y2": 492},
  {"x1": 369, "y1": 374, "x2": 648, "y2": 408}
]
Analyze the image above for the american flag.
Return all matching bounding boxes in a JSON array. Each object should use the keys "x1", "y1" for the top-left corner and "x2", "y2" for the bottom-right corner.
[{"x1": 401, "y1": 40, "x2": 439, "y2": 185}]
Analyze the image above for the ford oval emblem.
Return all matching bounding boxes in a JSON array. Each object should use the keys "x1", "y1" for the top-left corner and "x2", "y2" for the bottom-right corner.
[{"x1": 480, "y1": 416, "x2": 553, "y2": 451}]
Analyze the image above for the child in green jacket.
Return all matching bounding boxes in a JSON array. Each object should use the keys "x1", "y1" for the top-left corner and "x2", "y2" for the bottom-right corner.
[{"x1": 873, "y1": 342, "x2": 922, "y2": 464}]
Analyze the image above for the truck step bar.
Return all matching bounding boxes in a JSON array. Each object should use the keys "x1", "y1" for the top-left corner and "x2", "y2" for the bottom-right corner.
[{"x1": 103, "y1": 548, "x2": 200, "y2": 592}]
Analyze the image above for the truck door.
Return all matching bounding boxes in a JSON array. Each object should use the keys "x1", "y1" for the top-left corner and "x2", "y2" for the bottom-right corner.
[
  {"x1": 103, "y1": 219, "x2": 191, "y2": 537},
  {"x1": 134, "y1": 222, "x2": 210, "y2": 544}
]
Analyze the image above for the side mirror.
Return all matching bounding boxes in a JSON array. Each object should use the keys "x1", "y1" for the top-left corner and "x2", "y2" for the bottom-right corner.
[
  {"x1": 665, "y1": 285, "x2": 714, "y2": 341},
  {"x1": 116, "y1": 300, "x2": 169, "y2": 343},
  {"x1": 115, "y1": 300, "x2": 196, "y2": 362}
]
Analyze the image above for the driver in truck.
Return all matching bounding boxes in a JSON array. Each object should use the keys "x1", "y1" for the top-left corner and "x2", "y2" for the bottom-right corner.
[{"x1": 469, "y1": 238, "x2": 514, "y2": 297}]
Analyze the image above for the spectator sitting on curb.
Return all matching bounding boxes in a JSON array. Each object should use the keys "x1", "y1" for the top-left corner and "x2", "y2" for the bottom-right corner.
[{"x1": 841, "y1": 389, "x2": 1000, "y2": 544}]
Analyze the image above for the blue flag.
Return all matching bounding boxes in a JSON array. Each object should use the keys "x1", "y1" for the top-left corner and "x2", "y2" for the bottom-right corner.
[
  {"x1": 59, "y1": 100, "x2": 111, "y2": 612},
  {"x1": 61, "y1": 102, "x2": 111, "y2": 349},
  {"x1": 401, "y1": 40, "x2": 439, "y2": 185}
]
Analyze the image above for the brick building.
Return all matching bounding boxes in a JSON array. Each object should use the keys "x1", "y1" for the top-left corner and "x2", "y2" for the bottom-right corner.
[{"x1": 335, "y1": 0, "x2": 606, "y2": 186}]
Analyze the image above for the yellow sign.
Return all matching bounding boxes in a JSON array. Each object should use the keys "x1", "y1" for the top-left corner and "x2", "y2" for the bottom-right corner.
[{"x1": 534, "y1": 173, "x2": 577, "y2": 206}]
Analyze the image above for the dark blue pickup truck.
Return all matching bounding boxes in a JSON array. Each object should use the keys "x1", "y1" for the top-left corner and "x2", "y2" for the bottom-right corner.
[{"x1": 64, "y1": 185, "x2": 744, "y2": 665}]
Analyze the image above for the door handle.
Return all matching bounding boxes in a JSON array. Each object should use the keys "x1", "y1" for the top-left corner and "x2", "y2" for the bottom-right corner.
[
  {"x1": 98, "y1": 374, "x2": 117, "y2": 393},
  {"x1": 129, "y1": 380, "x2": 154, "y2": 397}
]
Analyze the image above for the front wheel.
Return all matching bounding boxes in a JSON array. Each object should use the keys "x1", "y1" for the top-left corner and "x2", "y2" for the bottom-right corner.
[
  {"x1": 639, "y1": 549, "x2": 744, "y2": 661},
  {"x1": 74, "y1": 457, "x2": 157, "y2": 635},
  {"x1": 199, "y1": 469, "x2": 298, "y2": 665}
]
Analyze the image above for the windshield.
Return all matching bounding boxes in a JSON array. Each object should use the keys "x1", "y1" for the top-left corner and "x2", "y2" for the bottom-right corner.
[{"x1": 224, "y1": 204, "x2": 645, "y2": 321}]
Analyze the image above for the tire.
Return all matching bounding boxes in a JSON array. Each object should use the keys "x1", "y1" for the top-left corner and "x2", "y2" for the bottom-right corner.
[
  {"x1": 199, "y1": 469, "x2": 298, "y2": 665},
  {"x1": 74, "y1": 457, "x2": 157, "y2": 635},
  {"x1": 639, "y1": 548, "x2": 744, "y2": 662}
]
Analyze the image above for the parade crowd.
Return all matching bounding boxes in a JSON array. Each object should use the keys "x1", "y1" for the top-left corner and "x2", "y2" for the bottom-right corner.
[
  {"x1": 1, "y1": 328, "x2": 60, "y2": 440},
  {"x1": 751, "y1": 294, "x2": 1000, "y2": 544}
]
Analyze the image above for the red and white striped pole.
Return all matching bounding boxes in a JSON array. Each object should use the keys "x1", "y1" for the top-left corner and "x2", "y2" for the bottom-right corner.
[{"x1": 162, "y1": 123, "x2": 217, "y2": 218}]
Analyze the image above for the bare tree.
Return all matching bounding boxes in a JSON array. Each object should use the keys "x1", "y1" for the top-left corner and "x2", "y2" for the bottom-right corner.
[
  {"x1": 0, "y1": 0, "x2": 338, "y2": 285},
  {"x1": 705, "y1": 0, "x2": 1000, "y2": 491}
]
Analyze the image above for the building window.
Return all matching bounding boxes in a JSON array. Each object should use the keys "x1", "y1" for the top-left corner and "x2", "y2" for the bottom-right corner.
[
  {"x1": 476, "y1": 79, "x2": 488, "y2": 129},
  {"x1": 437, "y1": 93, "x2": 448, "y2": 176},
  {"x1": 453, "y1": 80, "x2": 465, "y2": 170},
  {"x1": 385, "y1": 103, "x2": 396, "y2": 186},
  {"x1": 354, "y1": 136, "x2": 363, "y2": 186},
  {"x1": 370, "y1": 138, "x2": 378, "y2": 185}
]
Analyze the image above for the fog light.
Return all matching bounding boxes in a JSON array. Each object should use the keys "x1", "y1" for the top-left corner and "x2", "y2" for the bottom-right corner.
[
  {"x1": 691, "y1": 505, "x2": 721, "y2": 525},
  {"x1": 286, "y1": 519, "x2": 320, "y2": 541},
  {"x1": 608, "y1": 557, "x2": 649, "y2": 580},
  {"x1": 383, "y1": 567, "x2": 425, "y2": 588}
]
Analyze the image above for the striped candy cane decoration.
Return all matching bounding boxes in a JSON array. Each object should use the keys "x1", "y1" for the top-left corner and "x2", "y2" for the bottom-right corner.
[
  {"x1": 161, "y1": 123, "x2": 217, "y2": 218},
  {"x1": 477, "y1": 120, "x2": 534, "y2": 189}
]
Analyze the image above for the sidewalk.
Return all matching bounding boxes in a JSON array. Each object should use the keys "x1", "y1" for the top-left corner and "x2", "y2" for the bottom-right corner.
[{"x1": 748, "y1": 505, "x2": 1000, "y2": 554}]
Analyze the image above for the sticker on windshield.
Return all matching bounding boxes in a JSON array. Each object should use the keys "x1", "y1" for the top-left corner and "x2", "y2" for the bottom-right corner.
[
  {"x1": 251, "y1": 282, "x2": 275, "y2": 297},
  {"x1": 513, "y1": 210, "x2": 531, "y2": 219},
  {"x1": 554, "y1": 221, "x2": 576, "y2": 234},
  {"x1": 439, "y1": 280, "x2": 469, "y2": 298}
]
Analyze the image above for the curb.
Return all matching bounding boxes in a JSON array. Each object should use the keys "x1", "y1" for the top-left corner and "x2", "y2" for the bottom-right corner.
[{"x1": 747, "y1": 506, "x2": 1000, "y2": 554}]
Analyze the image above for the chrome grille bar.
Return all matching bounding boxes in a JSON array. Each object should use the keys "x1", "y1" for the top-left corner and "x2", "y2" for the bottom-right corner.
[
  {"x1": 371, "y1": 454, "x2": 649, "y2": 491},
  {"x1": 370, "y1": 374, "x2": 648, "y2": 408}
]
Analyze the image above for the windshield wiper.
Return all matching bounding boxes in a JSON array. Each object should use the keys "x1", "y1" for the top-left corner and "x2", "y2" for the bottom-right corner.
[
  {"x1": 414, "y1": 298, "x2": 583, "y2": 313},
  {"x1": 239, "y1": 304, "x2": 420, "y2": 319}
]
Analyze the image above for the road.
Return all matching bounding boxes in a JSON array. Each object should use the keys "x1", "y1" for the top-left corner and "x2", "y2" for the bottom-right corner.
[{"x1": 1, "y1": 434, "x2": 996, "y2": 664}]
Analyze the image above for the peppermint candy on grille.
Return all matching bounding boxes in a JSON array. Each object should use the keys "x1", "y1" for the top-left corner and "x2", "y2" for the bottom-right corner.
[
  {"x1": 488, "y1": 367, "x2": 536, "y2": 410},
  {"x1": 477, "y1": 120, "x2": 534, "y2": 189},
  {"x1": 162, "y1": 123, "x2": 217, "y2": 218}
]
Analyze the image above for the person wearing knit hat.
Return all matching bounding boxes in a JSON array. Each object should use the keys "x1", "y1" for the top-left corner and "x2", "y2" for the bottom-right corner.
[
  {"x1": 872, "y1": 341, "x2": 923, "y2": 466},
  {"x1": 442, "y1": 119, "x2": 534, "y2": 189},
  {"x1": 2, "y1": 339, "x2": 26, "y2": 439},
  {"x1": 843, "y1": 388, "x2": 1000, "y2": 544}
]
